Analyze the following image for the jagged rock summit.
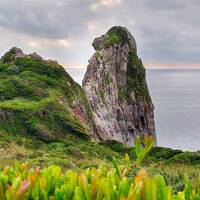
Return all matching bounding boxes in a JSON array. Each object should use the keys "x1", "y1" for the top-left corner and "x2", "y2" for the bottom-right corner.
[
  {"x1": 83, "y1": 26, "x2": 156, "y2": 146},
  {"x1": 0, "y1": 47, "x2": 44, "y2": 63}
]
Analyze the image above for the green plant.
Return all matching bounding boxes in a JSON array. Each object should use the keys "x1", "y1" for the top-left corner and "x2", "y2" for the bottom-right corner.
[
  {"x1": 134, "y1": 135, "x2": 154, "y2": 166},
  {"x1": 0, "y1": 160, "x2": 199, "y2": 199},
  {"x1": 0, "y1": 135, "x2": 200, "y2": 199},
  {"x1": 103, "y1": 26, "x2": 129, "y2": 48}
]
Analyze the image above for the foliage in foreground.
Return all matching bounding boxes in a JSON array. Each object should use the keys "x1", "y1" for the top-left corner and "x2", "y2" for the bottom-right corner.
[
  {"x1": 0, "y1": 136, "x2": 200, "y2": 200},
  {"x1": 0, "y1": 161, "x2": 200, "y2": 199}
]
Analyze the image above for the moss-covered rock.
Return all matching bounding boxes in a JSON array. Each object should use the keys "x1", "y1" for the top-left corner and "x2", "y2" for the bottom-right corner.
[
  {"x1": 123, "y1": 52, "x2": 152, "y2": 103},
  {"x1": 103, "y1": 26, "x2": 129, "y2": 48}
]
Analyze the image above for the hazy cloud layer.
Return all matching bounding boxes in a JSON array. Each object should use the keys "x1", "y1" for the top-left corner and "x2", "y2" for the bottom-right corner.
[{"x1": 0, "y1": 0, "x2": 199, "y2": 68}]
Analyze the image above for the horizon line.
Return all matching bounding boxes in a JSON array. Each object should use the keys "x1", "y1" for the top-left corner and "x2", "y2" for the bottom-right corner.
[{"x1": 64, "y1": 63, "x2": 200, "y2": 70}]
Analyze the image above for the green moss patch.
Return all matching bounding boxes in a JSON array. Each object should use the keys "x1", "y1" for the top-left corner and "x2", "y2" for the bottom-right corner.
[
  {"x1": 118, "y1": 52, "x2": 152, "y2": 104},
  {"x1": 103, "y1": 26, "x2": 129, "y2": 48}
]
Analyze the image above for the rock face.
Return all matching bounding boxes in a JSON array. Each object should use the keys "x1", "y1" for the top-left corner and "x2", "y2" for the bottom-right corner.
[
  {"x1": 0, "y1": 47, "x2": 44, "y2": 63},
  {"x1": 1, "y1": 47, "x2": 25, "y2": 62},
  {"x1": 83, "y1": 26, "x2": 156, "y2": 146}
]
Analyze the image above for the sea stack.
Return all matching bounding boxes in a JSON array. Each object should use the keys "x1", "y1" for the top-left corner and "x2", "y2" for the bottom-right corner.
[{"x1": 83, "y1": 26, "x2": 156, "y2": 146}]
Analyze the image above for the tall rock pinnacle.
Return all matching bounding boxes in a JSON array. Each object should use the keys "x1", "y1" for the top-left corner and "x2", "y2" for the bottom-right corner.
[{"x1": 83, "y1": 26, "x2": 156, "y2": 146}]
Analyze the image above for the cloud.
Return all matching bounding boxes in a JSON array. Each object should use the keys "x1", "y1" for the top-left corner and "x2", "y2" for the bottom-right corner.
[
  {"x1": 86, "y1": 22, "x2": 98, "y2": 31},
  {"x1": 101, "y1": 0, "x2": 121, "y2": 7},
  {"x1": 0, "y1": 0, "x2": 199, "y2": 68},
  {"x1": 57, "y1": 39, "x2": 73, "y2": 47},
  {"x1": 90, "y1": 0, "x2": 121, "y2": 11}
]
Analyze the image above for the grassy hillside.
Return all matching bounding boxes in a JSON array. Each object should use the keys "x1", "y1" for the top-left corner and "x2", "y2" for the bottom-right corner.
[
  {"x1": 0, "y1": 134, "x2": 199, "y2": 199},
  {"x1": 0, "y1": 130, "x2": 199, "y2": 194},
  {"x1": 0, "y1": 48, "x2": 93, "y2": 142},
  {"x1": 0, "y1": 48, "x2": 199, "y2": 199}
]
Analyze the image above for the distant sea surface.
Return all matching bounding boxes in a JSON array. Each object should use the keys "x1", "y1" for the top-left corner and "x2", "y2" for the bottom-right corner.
[{"x1": 67, "y1": 69, "x2": 200, "y2": 151}]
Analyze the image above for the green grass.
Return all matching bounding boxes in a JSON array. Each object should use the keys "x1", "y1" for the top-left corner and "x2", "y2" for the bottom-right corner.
[
  {"x1": 0, "y1": 131, "x2": 199, "y2": 194},
  {"x1": 0, "y1": 136, "x2": 199, "y2": 199},
  {"x1": 0, "y1": 55, "x2": 93, "y2": 141},
  {"x1": 0, "y1": 131, "x2": 122, "y2": 170},
  {"x1": 0, "y1": 89, "x2": 57, "y2": 110}
]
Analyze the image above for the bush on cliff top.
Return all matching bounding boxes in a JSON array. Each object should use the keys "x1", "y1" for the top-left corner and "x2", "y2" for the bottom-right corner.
[{"x1": 103, "y1": 26, "x2": 129, "y2": 48}]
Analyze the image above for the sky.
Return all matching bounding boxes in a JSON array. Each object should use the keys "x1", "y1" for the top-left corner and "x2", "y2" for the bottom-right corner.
[{"x1": 0, "y1": 0, "x2": 200, "y2": 69}]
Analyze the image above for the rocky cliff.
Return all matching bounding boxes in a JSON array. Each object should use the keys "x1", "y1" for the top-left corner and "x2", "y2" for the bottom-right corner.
[
  {"x1": 83, "y1": 26, "x2": 156, "y2": 146},
  {"x1": 0, "y1": 47, "x2": 93, "y2": 141}
]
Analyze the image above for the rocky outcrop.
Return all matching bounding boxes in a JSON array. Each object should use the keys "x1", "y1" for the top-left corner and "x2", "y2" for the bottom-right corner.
[
  {"x1": 0, "y1": 47, "x2": 44, "y2": 63},
  {"x1": 28, "y1": 52, "x2": 43, "y2": 61},
  {"x1": 1, "y1": 47, "x2": 25, "y2": 62},
  {"x1": 83, "y1": 26, "x2": 156, "y2": 146}
]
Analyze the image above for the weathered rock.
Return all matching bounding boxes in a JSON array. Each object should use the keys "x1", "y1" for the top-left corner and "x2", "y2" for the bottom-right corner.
[
  {"x1": 9, "y1": 47, "x2": 25, "y2": 58},
  {"x1": 1, "y1": 47, "x2": 55, "y2": 64},
  {"x1": 46, "y1": 59, "x2": 59, "y2": 64},
  {"x1": 92, "y1": 35, "x2": 107, "y2": 51},
  {"x1": 28, "y1": 52, "x2": 43, "y2": 61},
  {"x1": 1, "y1": 47, "x2": 25, "y2": 62},
  {"x1": 83, "y1": 26, "x2": 156, "y2": 146}
]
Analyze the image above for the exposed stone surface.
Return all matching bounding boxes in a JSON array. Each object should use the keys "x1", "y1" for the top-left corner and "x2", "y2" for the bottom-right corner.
[
  {"x1": 1, "y1": 47, "x2": 53, "y2": 63},
  {"x1": 28, "y1": 52, "x2": 43, "y2": 61},
  {"x1": 46, "y1": 59, "x2": 59, "y2": 64},
  {"x1": 9, "y1": 47, "x2": 25, "y2": 58},
  {"x1": 83, "y1": 26, "x2": 156, "y2": 146},
  {"x1": 0, "y1": 47, "x2": 25, "y2": 62},
  {"x1": 92, "y1": 35, "x2": 107, "y2": 51}
]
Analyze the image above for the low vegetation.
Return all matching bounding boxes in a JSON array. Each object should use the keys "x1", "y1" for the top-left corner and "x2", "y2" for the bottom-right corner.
[
  {"x1": 103, "y1": 26, "x2": 129, "y2": 48},
  {"x1": 0, "y1": 136, "x2": 200, "y2": 199},
  {"x1": 0, "y1": 47, "x2": 199, "y2": 199}
]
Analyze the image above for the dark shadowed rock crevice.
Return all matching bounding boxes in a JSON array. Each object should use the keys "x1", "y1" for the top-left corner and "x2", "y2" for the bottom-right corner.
[{"x1": 83, "y1": 26, "x2": 156, "y2": 146}]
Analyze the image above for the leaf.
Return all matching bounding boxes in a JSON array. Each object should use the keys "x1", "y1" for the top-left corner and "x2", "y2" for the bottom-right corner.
[
  {"x1": 134, "y1": 136, "x2": 141, "y2": 157},
  {"x1": 125, "y1": 154, "x2": 131, "y2": 168},
  {"x1": 135, "y1": 135, "x2": 154, "y2": 166},
  {"x1": 183, "y1": 174, "x2": 192, "y2": 199},
  {"x1": 112, "y1": 158, "x2": 120, "y2": 177},
  {"x1": 17, "y1": 180, "x2": 30, "y2": 199}
]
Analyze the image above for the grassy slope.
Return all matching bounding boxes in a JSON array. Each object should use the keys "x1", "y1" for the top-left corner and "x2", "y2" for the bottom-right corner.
[
  {"x1": 0, "y1": 54, "x2": 93, "y2": 141},
  {"x1": 0, "y1": 131, "x2": 199, "y2": 193}
]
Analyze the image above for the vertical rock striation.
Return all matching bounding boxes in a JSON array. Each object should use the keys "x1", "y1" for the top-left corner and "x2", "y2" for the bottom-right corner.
[{"x1": 83, "y1": 26, "x2": 156, "y2": 146}]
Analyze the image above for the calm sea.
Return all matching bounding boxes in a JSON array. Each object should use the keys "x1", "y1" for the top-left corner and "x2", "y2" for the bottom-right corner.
[{"x1": 67, "y1": 69, "x2": 200, "y2": 151}]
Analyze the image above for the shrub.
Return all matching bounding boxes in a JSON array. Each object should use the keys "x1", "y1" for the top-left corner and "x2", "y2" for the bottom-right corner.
[
  {"x1": 0, "y1": 135, "x2": 200, "y2": 199},
  {"x1": 168, "y1": 152, "x2": 200, "y2": 165},
  {"x1": 103, "y1": 26, "x2": 129, "y2": 48},
  {"x1": 0, "y1": 163, "x2": 199, "y2": 199},
  {"x1": 149, "y1": 147, "x2": 183, "y2": 160}
]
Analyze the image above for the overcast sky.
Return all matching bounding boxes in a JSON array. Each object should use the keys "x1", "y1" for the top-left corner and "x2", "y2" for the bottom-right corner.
[{"x1": 0, "y1": 0, "x2": 199, "y2": 69}]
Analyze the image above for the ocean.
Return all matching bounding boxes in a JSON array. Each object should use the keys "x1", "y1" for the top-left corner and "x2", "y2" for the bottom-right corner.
[{"x1": 67, "y1": 69, "x2": 200, "y2": 151}]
